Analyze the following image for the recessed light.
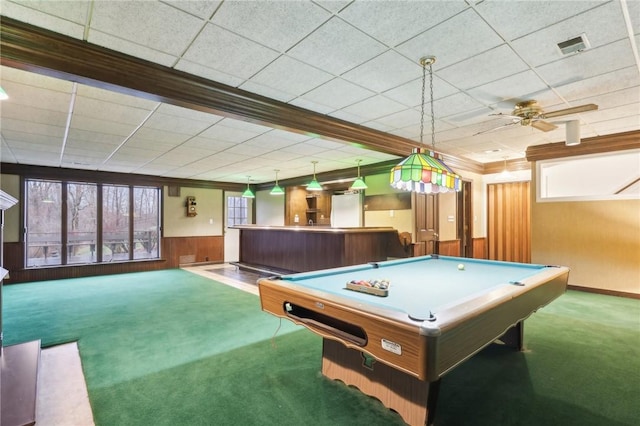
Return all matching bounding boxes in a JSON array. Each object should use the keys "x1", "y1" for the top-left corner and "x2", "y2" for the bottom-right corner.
[{"x1": 484, "y1": 149, "x2": 501, "y2": 154}]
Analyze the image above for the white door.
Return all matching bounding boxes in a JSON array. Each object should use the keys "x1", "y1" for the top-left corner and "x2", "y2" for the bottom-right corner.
[{"x1": 224, "y1": 192, "x2": 251, "y2": 263}]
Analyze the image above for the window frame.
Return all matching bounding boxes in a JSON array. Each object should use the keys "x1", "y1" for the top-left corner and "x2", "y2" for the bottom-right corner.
[{"x1": 24, "y1": 178, "x2": 161, "y2": 268}]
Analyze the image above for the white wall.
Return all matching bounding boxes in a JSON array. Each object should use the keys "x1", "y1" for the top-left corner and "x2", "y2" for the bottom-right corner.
[
  {"x1": 255, "y1": 189, "x2": 285, "y2": 225},
  {"x1": 0, "y1": 174, "x2": 20, "y2": 242},
  {"x1": 163, "y1": 186, "x2": 223, "y2": 237}
]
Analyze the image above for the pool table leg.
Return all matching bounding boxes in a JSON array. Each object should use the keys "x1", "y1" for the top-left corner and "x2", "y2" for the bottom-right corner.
[
  {"x1": 425, "y1": 378, "x2": 441, "y2": 426},
  {"x1": 499, "y1": 321, "x2": 524, "y2": 351}
]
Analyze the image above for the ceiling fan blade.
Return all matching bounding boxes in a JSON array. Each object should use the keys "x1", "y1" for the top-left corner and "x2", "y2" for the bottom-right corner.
[
  {"x1": 489, "y1": 112, "x2": 522, "y2": 120},
  {"x1": 542, "y1": 103, "x2": 598, "y2": 119},
  {"x1": 473, "y1": 121, "x2": 519, "y2": 136},
  {"x1": 531, "y1": 120, "x2": 558, "y2": 132}
]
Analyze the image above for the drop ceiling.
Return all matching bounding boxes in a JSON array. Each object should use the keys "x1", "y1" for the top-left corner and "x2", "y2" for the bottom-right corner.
[{"x1": 0, "y1": 0, "x2": 638, "y2": 185}]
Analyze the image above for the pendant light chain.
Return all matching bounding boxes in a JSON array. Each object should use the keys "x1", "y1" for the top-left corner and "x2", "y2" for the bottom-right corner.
[
  {"x1": 419, "y1": 60, "x2": 426, "y2": 148},
  {"x1": 429, "y1": 61, "x2": 435, "y2": 149}
]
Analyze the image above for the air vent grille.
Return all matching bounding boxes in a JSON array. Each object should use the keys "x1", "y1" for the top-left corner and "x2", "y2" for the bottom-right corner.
[{"x1": 557, "y1": 33, "x2": 590, "y2": 55}]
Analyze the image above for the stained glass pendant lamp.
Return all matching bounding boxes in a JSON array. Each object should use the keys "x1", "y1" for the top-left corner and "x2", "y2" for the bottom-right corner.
[
  {"x1": 390, "y1": 56, "x2": 461, "y2": 193},
  {"x1": 242, "y1": 176, "x2": 255, "y2": 198},
  {"x1": 307, "y1": 161, "x2": 323, "y2": 191},
  {"x1": 350, "y1": 159, "x2": 368, "y2": 190},
  {"x1": 270, "y1": 169, "x2": 285, "y2": 195}
]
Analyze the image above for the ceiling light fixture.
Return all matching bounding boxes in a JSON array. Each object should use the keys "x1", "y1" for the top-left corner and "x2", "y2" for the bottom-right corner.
[
  {"x1": 390, "y1": 56, "x2": 461, "y2": 193},
  {"x1": 270, "y1": 169, "x2": 285, "y2": 195},
  {"x1": 307, "y1": 161, "x2": 323, "y2": 191},
  {"x1": 242, "y1": 176, "x2": 255, "y2": 198},
  {"x1": 349, "y1": 159, "x2": 368, "y2": 191},
  {"x1": 0, "y1": 86, "x2": 8, "y2": 100}
]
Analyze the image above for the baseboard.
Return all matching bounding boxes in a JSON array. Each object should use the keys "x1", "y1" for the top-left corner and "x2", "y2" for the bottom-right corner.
[{"x1": 568, "y1": 284, "x2": 640, "y2": 299}]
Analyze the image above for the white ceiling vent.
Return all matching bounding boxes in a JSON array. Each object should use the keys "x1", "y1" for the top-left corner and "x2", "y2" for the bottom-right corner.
[{"x1": 557, "y1": 33, "x2": 591, "y2": 55}]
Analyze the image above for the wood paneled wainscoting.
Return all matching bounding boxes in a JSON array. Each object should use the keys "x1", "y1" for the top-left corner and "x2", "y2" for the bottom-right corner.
[
  {"x1": 438, "y1": 240, "x2": 461, "y2": 256},
  {"x1": 2, "y1": 236, "x2": 224, "y2": 283},
  {"x1": 472, "y1": 238, "x2": 487, "y2": 259},
  {"x1": 487, "y1": 182, "x2": 531, "y2": 263}
]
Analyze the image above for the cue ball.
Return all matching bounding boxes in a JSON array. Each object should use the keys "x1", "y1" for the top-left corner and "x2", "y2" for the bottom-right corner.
[{"x1": 457, "y1": 264, "x2": 465, "y2": 270}]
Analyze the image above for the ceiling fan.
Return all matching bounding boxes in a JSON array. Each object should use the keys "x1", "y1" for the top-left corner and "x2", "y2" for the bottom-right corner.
[{"x1": 475, "y1": 100, "x2": 598, "y2": 135}]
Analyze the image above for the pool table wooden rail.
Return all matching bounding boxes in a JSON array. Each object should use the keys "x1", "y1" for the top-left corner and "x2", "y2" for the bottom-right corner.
[{"x1": 428, "y1": 266, "x2": 569, "y2": 378}]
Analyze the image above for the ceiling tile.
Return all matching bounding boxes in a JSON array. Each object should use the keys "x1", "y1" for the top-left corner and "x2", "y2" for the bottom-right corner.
[
  {"x1": 287, "y1": 17, "x2": 387, "y2": 75},
  {"x1": 297, "y1": 78, "x2": 375, "y2": 110},
  {"x1": 383, "y1": 76, "x2": 459, "y2": 108},
  {"x1": 182, "y1": 24, "x2": 280, "y2": 79},
  {"x1": 90, "y1": 1, "x2": 204, "y2": 56},
  {"x1": 438, "y1": 44, "x2": 529, "y2": 90},
  {"x1": 339, "y1": 0, "x2": 467, "y2": 46},
  {"x1": 249, "y1": 56, "x2": 333, "y2": 96},
  {"x1": 554, "y1": 66, "x2": 640, "y2": 103},
  {"x1": 535, "y1": 39, "x2": 636, "y2": 87},
  {"x1": 1, "y1": 0, "x2": 89, "y2": 39},
  {"x1": 509, "y1": 2, "x2": 629, "y2": 67},
  {"x1": 163, "y1": 0, "x2": 222, "y2": 19},
  {"x1": 476, "y1": 0, "x2": 606, "y2": 41},
  {"x1": 395, "y1": 8, "x2": 504, "y2": 70},
  {"x1": 342, "y1": 50, "x2": 421, "y2": 93},
  {"x1": 339, "y1": 95, "x2": 408, "y2": 121},
  {"x1": 212, "y1": 1, "x2": 330, "y2": 52}
]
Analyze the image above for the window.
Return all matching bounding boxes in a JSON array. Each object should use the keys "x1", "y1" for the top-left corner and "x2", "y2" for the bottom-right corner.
[
  {"x1": 226, "y1": 196, "x2": 249, "y2": 227},
  {"x1": 67, "y1": 182, "x2": 97, "y2": 264},
  {"x1": 25, "y1": 179, "x2": 160, "y2": 267},
  {"x1": 26, "y1": 180, "x2": 62, "y2": 266},
  {"x1": 537, "y1": 150, "x2": 640, "y2": 202}
]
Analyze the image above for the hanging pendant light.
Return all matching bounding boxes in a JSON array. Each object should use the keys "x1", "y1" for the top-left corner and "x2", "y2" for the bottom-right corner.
[
  {"x1": 270, "y1": 169, "x2": 285, "y2": 195},
  {"x1": 350, "y1": 159, "x2": 368, "y2": 190},
  {"x1": 307, "y1": 161, "x2": 323, "y2": 191},
  {"x1": 390, "y1": 56, "x2": 461, "y2": 193},
  {"x1": 242, "y1": 176, "x2": 255, "y2": 198}
]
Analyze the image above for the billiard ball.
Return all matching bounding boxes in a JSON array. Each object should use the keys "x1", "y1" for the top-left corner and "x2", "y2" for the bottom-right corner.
[{"x1": 457, "y1": 264, "x2": 465, "y2": 270}]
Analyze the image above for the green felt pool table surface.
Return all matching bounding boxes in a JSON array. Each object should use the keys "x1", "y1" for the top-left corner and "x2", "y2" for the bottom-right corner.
[{"x1": 280, "y1": 255, "x2": 553, "y2": 321}]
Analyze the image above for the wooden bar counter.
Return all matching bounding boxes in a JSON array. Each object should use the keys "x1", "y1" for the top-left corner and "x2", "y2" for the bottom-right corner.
[{"x1": 232, "y1": 225, "x2": 408, "y2": 273}]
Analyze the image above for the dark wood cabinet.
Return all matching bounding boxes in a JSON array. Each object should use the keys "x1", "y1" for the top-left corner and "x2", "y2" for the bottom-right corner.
[{"x1": 285, "y1": 186, "x2": 330, "y2": 226}]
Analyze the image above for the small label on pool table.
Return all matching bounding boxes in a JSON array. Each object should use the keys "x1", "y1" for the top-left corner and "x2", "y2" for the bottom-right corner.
[{"x1": 381, "y1": 339, "x2": 401, "y2": 355}]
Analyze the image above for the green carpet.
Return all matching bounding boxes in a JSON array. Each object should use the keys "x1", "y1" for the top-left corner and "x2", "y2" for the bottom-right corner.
[{"x1": 3, "y1": 270, "x2": 639, "y2": 425}]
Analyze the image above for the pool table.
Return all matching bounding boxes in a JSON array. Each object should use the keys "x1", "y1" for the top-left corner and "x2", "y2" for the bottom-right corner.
[{"x1": 258, "y1": 255, "x2": 569, "y2": 426}]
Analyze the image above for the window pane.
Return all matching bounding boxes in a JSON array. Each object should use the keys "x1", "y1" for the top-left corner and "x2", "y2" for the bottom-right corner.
[
  {"x1": 67, "y1": 183, "x2": 98, "y2": 264},
  {"x1": 227, "y1": 196, "x2": 249, "y2": 226},
  {"x1": 103, "y1": 185, "x2": 130, "y2": 261},
  {"x1": 26, "y1": 180, "x2": 62, "y2": 266},
  {"x1": 133, "y1": 187, "x2": 160, "y2": 259}
]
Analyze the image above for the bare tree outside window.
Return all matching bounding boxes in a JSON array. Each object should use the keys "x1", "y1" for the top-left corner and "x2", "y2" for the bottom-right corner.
[
  {"x1": 67, "y1": 183, "x2": 97, "y2": 264},
  {"x1": 26, "y1": 180, "x2": 62, "y2": 266},
  {"x1": 25, "y1": 178, "x2": 161, "y2": 267},
  {"x1": 133, "y1": 187, "x2": 159, "y2": 259},
  {"x1": 103, "y1": 185, "x2": 130, "y2": 262}
]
